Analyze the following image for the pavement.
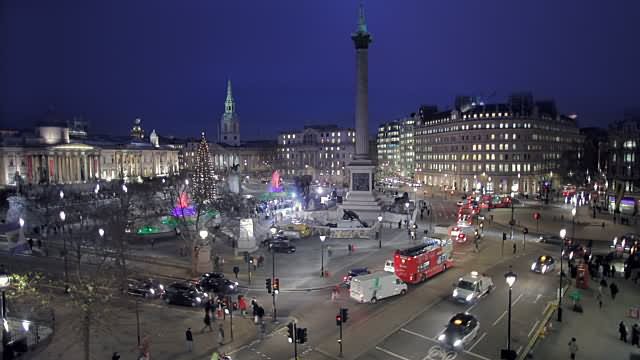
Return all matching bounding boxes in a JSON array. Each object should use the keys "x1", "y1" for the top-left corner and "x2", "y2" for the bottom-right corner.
[{"x1": 532, "y1": 273, "x2": 640, "y2": 360}]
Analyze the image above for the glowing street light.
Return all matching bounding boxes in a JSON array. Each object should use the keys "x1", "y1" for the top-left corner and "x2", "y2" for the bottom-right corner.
[
  {"x1": 59, "y1": 211, "x2": 66, "y2": 222},
  {"x1": 320, "y1": 235, "x2": 327, "y2": 277},
  {"x1": 94, "y1": 184, "x2": 100, "y2": 194},
  {"x1": 558, "y1": 228, "x2": 567, "y2": 322},
  {"x1": 199, "y1": 230, "x2": 208, "y2": 240},
  {"x1": 59, "y1": 190, "x2": 64, "y2": 200},
  {"x1": 122, "y1": 184, "x2": 128, "y2": 193},
  {"x1": 18, "y1": 218, "x2": 24, "y2": 228},
  {"x1": 504, "y1": 267, "x2": 517, "y2": 357},
  {"x1": 377, "y1": 215, "x2": 383, "y2": 249},
  {"x1": 98, "y1": 228, "x2": 105, "y2": 238}
]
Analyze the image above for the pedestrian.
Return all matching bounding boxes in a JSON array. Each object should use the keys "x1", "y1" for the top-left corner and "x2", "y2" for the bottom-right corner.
[
  {"x1": 185, "y1": 328, "x2": 193, "y2": 352},
  {"x1": 327, "y1": 246, "x2": 332, "y2": 257},
  {"x1": 112, "y1": 352, "x2": 121, "y2": 360},
  {"x1": 398, "y1": 220, "x2": 402, "y2": 229},
  {"x1": 210, "y1": 351, "x2": 220, "y2": 360},
  {"x1": 205, "y1": 299, "x2": 212, "y2": 315},
  {"x1": 150, "y1": 238, "x2": 155, "y2": 248},
  {"x1": 598, "y1": 263, "x2": 604, "y2": 279},
  {"x1": 348, "y1": 244, "x2": 352, "y2": 254},
  {"x1": 258, "y1": 255, "x2": 264, "y2": 267},
  {"x1": 202, "y1": 312, "x2": 213, "y2": 332},
  {"x1": 619, "y1": 321, "x2": 628, "y2": 342},
  {"x1": 238, "y1": 295, "x2": 247, "y2": 317},
  {"x1": 37, "y1": 238, "x2": 42, "y2": 248},
  {"x1": 27, "y1": 238, "x2": 34, "y2": 250},
  {"x1": 596, "y1": 292, "x2": 603, "y2": 309},
  {"x1": 632, "y1": 324, "x2": 640, "y2": 347},
  {"x1": 568, "y1": 337, "x2": 578, "y2": 360},
  {"x1": 610, "y1": 263, "x2": 616, "y2": 278},
  {"x1": 513, "y1": 242, "x2": 517, "y2": 254},
  {"x1": 610, "y1": 282, "x2": 619, "y2": 300},
  {"x1": 218, "y1": 323, "x2": 225, "y2": 346}
]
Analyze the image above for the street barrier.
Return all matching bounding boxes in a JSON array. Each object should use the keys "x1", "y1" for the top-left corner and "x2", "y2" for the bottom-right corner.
[{"x1": 518, "y1": 301, "x2": 557, "y2": 360}]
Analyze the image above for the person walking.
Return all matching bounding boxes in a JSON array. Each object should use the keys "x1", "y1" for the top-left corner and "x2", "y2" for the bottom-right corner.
[
  {"x1": 610, "y1": 263, "x2": 616, "y2": 278},
  {"x1": 596, "y1": 292, "x2": 603, "y2": 309},
  {"x1": 202, "y1": 312, "x2": 213, "y2": 332},
  {"x1": 512, "y1": 242, "x2": 517, "y2": 254},
  {"x1": 632, "y1": 324, "x2": 640, "y2": 347},
  {"x1": 112, "y1": 352, "x2": 121, "y2": 360},
  {"x1": 610, "y1": 282, "x2": 619, "y2": 300},
  {"x1": 619, "y1": 321, "x2": 628, "y2": 342},
  {"x1": 233, "y1": 266, "x2": 239, "y2": 279},
  {"x1": 568, "y1": 338, "x2": 578, "y2": 359},
  {"x1": 238, "y1": 295, "x2": 247, "y2": 317},
  {"x1": 218, "y1": 323, "x2": 225, "y2": 346},
  {"x1": 597, "y1": 263, "x2": 604, "y2": 279},
  {"x1": 185, "y1": 328, "x2": 194, "y2": 352}
]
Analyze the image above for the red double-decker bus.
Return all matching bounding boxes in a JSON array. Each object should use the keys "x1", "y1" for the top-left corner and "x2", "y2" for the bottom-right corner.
[{"x1": 393, "y1": 238, "x2": 453, "y2": 284}]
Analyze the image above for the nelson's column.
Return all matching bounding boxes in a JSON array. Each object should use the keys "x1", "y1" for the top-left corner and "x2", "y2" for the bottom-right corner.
[{"x1": 340, "y1": 4, "x2": 382, "y2": 222}]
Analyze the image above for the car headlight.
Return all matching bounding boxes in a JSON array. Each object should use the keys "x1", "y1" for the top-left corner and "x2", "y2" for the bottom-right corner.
[
  {"x1": 229, "y1": 284, "x2": 234, "y2": 289},
  {"x1": 542, "y1": 265, "x2": 548, "y2": 273},
  {"x1": 531, "y1": 263, "x2": 536, "y2": 271},
  {"x1": 234, "y1": 281, "x2": 239, "y2": 286},
  {"x1": 465, "y1": 293, "x2": 474, "y2": 302},
  {"x1": 196, "y1": 297, "x2": 202, "y2": 303},
  {"x1": 150, "y1": 288, "x2": 155, "y2": 295},
  {"x1": 203, "y1": 293, "x2": 209, "y2": 297},
  {"x1": 159, "y1": 284, "x2": 164, "y2": 290},
  {"x1": 438, "y1": 334, "x2": 446, "y2": 341},
  {"x1": 453, "y1": 289, "x2": 458, "y2": 297},
  {"x1": 453, "y1": 339, "x2": 462, "y2": 347}
]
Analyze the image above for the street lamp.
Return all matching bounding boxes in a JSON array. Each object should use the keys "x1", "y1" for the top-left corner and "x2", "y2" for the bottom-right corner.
[
  {"x1": 0, "y1": 267, "x2": 10, "y2": 354},
  {"x1": 377, "y1": 215, "x2": 383, "y2": 249},
  {"x1": 98, "y1": 228, "x2": 105, "y2": 238},
  {"x1": 270, "y1": 227, "x2": 277, "y2": 237},
  {"x1": 320, "y1": 235, "x2": 326, "y2": 277},
  {"x1": 59, "y1": 190, "x2": 64, "y2": 200},
  {"x1": 504, "y1": 267, "x2": 517, "y2": 357},
  {"x1": 59, "y1": 211, "x2": 69, "y2": 291},
  {"x1": 199, "y1": 230, "x2": 208, "y2": 241},
  {"x1": 405, "y1": 202, "x2": 410, "y2": 229},
  {"x1": 571, "y1": 207, "x2": 576, "y2": 243},
  {"x1": 122, "y1": 184, "x2": 128, "y2": 193},
  {"x1": 558, "y1": 228, "x2": 567, "y2": 322}
]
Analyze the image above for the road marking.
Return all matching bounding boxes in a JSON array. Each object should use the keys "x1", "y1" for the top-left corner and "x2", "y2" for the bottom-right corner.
[
  {"x1": 512, "y1": 293, "x2": 524, "y2": 306},
  {"x1": 516, "y1": 345, "x2": 523, "y2": 355},
  {"x1": 400, "y1": 327, "x2": 437, "y2": 342},
  {"x1": 533, "y1": 294, "x2": 542, "y2": 304},
  {"x1": 492, "y1": 310, "x2": 507, "y2": 326},
  {"x1": 528, "y1": 320, "x2": 540, "y2": 338},
  {"x1": 466, "y1": 302, "x2": 478, "y2": 312},
  {"x1": 375, "y1": 346, "x2": 411, "y2": 360},
  {"x1": 468, "y1": 332, "x2": 486, "y2": 351},
  {"x1": 462, "y1": 350, "x2": 493, "y2": 360}
]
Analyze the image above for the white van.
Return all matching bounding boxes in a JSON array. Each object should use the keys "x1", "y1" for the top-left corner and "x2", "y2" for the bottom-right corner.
[{"x1": 350, "y1": 272, "x2": 408, "y2": 304}]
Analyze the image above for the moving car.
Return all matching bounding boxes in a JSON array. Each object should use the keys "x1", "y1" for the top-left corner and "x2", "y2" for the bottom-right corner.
[
  {"x1": 126, "y1": 278, "x2": 164, "y2": 298},
  {"x1": 350, "y1": 272, "x2": 407, "y2": 303},
  {"x1": 198, "y1": 272, "x2": 238, "y2": 294},
  {"x1": 452, "y1": 271, "x2": 494, "y2": 303},
  {"x1": 538, "y1": 234, "x2": 564, "y2": 245},
  {"x1": 531, "y1": 255, "x2": 556, "y2": 274},
  {"x1": 162, "y1": 282, "x2": 208, "y2": 307},
  {"x1": 342, "y1": 268, "x2": 370, "y2": 286},
  {"x1": 384, "y1": 260, "x2": 395, "y2": 273},
  {"x1": 269, "y1": 242, "x2": 296, "y2": 253},
  {"x1": 453, "y1": 233, "x2": 467, "y2": 244},
  {"x1": 437, "y1": 313, "x2": 480, "y2": 350}
]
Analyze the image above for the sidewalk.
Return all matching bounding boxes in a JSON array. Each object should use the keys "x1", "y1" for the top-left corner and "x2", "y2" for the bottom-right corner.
[{"x1": 532, "y1": 275, "x2": 640, "y2": 359}]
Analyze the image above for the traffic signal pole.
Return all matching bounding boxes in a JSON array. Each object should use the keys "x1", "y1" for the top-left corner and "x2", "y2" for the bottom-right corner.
[
  {"x1": 339, "y1": 319, "x2": 343, "y2": 357},
  {"x1": 272, "y1": 250, "x2": 277, "y2": 322}
]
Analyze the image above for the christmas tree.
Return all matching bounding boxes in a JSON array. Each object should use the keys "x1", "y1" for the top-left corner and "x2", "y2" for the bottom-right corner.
[{"x1": 192, "y1": 132, "x2": 217, "y2": 204}]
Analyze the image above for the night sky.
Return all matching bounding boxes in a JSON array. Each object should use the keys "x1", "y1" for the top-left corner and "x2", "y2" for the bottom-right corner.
[{"x1": 2, "y1": 1, "x2": 639, "y2": 140}]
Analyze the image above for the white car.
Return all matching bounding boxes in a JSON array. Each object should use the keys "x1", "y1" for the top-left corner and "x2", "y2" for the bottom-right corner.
[
  {"x1": 452, "y1": 271, "x2": 494, "y2": 303},
  {"x1": 384, "y1": 260, "x2": 394, "y2": 273}
]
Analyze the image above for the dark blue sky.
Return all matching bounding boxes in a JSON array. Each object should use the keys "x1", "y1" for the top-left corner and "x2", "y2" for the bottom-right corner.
[{"x1": 2, "y1": 1, "x2": 639, "y2": 140}]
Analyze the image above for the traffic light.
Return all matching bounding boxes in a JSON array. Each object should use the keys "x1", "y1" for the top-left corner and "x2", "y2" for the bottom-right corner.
[
  {"x1": 266, "y1": 278, "x2": 272, "y2": 293},
  {"x1": 287, "y1": 322, "x2": 294, "y2": 343},
  {"x1": 336, "y1": 314, "x2": 342, "y2": 326},
  {"x1": 340, "y1": 308, "x2": 349, "y2": 323},
  {"x1": 273, "y1": 278, "x2": 280, "y2": 293},
  {"x1": 523, "y1": 227, "x2": 529, "y2": 234},
  {"x1": 296, "y1": 327, "x2": 308, "y2": 344}
]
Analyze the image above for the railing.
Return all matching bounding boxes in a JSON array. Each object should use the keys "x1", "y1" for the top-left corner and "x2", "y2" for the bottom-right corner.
[{"x1": 517, "y1": 301, "x2": 557, "y2": 360}]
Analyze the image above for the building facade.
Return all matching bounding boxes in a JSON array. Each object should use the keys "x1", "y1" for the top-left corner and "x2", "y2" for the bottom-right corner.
[
  {"x1": 0, "y1": 116, "x2": 180, "y2": 187},
  {"x1": 607, "y1": 115, "x2": 639, "y2": 194},
  {"x1": 414, "y1": 93, "x2": 582, "y2": 195},
  {"x1": 376, "y1": 115, "x2": 415, "y2": 180},
  {"x1": 276, "y1": 125, "x2": 356, "y2": 185}
]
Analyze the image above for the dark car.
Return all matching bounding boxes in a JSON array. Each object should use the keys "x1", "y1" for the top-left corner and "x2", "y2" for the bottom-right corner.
[
  {"x1": 162, "y1": 282, "x2": 208, "y2": 307},
  {"x1": 261, "y1": 238, "x2": 289, "y2": 248},
  {"x1": 126, "y1": 278, "x2": 164, "y2": 299},
  {"x1": 342, "y1": 267, "x2": 370, "y2": 286},
  {"x1": 269, "y1": 242, "x2": 296, "y2": 253},
  {"x1": 562, "y1": 242, "x2": 585, "y2": 260},
  {"x1": 198, "y1": 274, "x2": 239, "y2": 295},
  {"x1": 530, "y1": 255, "x2": 556, "y2": 274},
  {"x1": 437, "y1": 312, "x2": 480, "y2": 350},
  {"x1": 539, "y1": 234, "x2": 564, "y2": 245}
]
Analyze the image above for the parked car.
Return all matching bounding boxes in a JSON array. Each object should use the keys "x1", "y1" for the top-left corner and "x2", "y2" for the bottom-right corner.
[
  {"x1": 162, "y1": 282, "x2": 208, "y2": 307},
  {"x1": 342, "y1": 267, "x2": 370, "y2": 286},
  {"x1": 437, "y1": 313, "x2": 480, "y2": 350},
  {"x1": 269, "y1": 242, "x2": 296, "y2": 253},
  {"x1": 126, "y1": 278, "x2": 164, "y2": 299}
]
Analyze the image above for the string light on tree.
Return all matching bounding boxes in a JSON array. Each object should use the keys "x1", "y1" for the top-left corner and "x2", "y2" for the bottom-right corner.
[{"x1": 192, "y1": 132, "x2": 217, "y2": 203}]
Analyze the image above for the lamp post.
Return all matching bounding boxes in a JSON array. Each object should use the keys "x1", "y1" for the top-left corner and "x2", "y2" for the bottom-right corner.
[
  {"x1": 405, "y1": 202, "x2": 410, "y2": 229},
  {"x1": 504, "y1": 267, "x2": 517, "y2": 357},
  {"x1": 225, "y1": 296, "x2": 234, "y2": 341},
  {"x1": 320, "y1": 235, "x2": 326, "y2": 277},
  {"x1": 558, "y1": 228, "x2": 567, "y2": 322},
  {"x1": 571, "y1": 207, "x2": 576, "y2": 243},
  {"x1": 0, "y1": 267, "x2": 10, "y2": 354},
  {"x1": 377, "y1": 215, "x2": 383, "y2": 249},
  {"x1": 59, "y1": 210, "x2": 69, "y2": 291}
]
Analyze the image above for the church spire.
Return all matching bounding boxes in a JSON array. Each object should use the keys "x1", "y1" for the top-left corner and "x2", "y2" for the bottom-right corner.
[
  {"x1": 357, "y1": 1, "x2": 368, "y2": 34},
  {"x1": 224, "y1": 79, "x2": 235, "y2": 114}
]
